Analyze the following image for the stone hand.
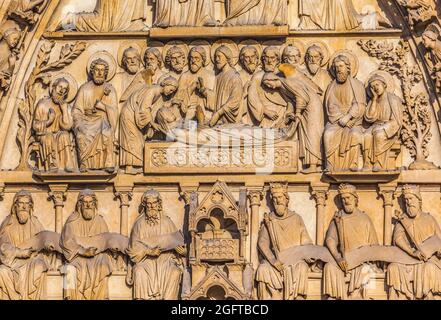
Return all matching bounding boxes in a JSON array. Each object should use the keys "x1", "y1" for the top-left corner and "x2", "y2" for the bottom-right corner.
[
  {"x1": 209, "y1": 111, "x2": 221, "y2": 127},
  {"x1": 264, "y1": 110, "x2": 279, "y2": 121},
  {"x1": 338, "y1": 114, "x2": 351, "y2": 127},
  {"x1": 175, "y1": 245, "x2": 187, "y2": 256},
  {"x1": 21, "y1": 248, "x2": 35, "y2": 259},
  {"x1": 273, "y1": 260, "x2": 284, "y2": 273},
  {"x1": 146, "y1": 247, "x2": 161, "y2": 257},
  {"x1": 81, "y1": 247, "x2": 98, "y2": 258},
  {"x1": 137, "y1": 111, "x2": 152, "y2": 128},
  {"x1": 337, "y1": 257, "x2": 348, "y2": 272},
  {"x1": 413, "y1": 249, "x2": 427, "y2": 261}
]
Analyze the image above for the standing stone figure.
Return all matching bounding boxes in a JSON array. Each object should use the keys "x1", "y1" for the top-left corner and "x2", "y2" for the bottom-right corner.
[
  {"x1": 0, "y1": 27, "x2": 21, "y2": 93},
  {"x1": 224, "y1": 0, "x2": 288, "y2": 26},
  {"x1": 154, "y1": 0, "x2": 217, "y2": 27},
  {"x1": 387, "y1": 185, "x2": 441, "y2": 300},
  {"x1": 127, "y1": 190, "x2": 186, "y2": 300},
  {"x1": 120, "y1": 77, "x2": 179, "y2": 173},
  {"x1": 422, "y1": 25, "x2": 441, "y2": 93},
  {"x1": 324, "y1": 54, "x2": 366, "y2": 172},
  {"x1": 363, "y1": 73, "x2": 403, "y2": 171},
  {"x1": 60, "y1": 189, "x2": 114, "y2": 300},
  {"x1": 0, "y1": 190, "x2": 58, "y2": 300},
  {"x1": 194, "y1": 45, "x2": 243, "y2": 127},
  {"x1": 256, "y1": 183, "x2": 313, "y2": 300},
  {"x1": 304, "y1": 44, "x2": 332, "y2": 95},
  {"x1": 72, "y1": 58, "x2": 118, "y2": 172},
  {"x1": 164, "y1": 45, "x2": 187, "y2": 80},
  {"x1": 238, "y1": 45, "x2": 260, "y2": 90},
  {"x1": 32, "y1": 77, "x2": 76, "y2": 172},
  {"x1": 118, "y1": 46, "x2": 143, "y2": 104},
  {"x1": 323, "y1": 184, "x2": 379, "y2": 300}
]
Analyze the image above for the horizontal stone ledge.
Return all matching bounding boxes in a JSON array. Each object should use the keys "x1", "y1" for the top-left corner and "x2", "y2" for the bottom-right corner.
[
  {"x1": 42, "y1": 31, "x2": 151, "y2": 40},
  {"x1": 288, "y1": 28, "x2": 404, "y2": 38}
]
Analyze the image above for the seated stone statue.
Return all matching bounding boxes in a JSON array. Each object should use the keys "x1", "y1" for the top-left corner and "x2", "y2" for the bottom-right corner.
[
  {"x1": 224, "y1": 0, "x2": 287, "y2": 26},
  {"x1": 32, "y1": 77, "x2": 77, "y2": 172},
  {"x1": 363, "y1": 73, "x2": 403, "y2": 171},
  {"x1": 0, "y1": 190, "x2": 60, "y2": 300},
  {"x1": 387, "y1": 185, "x2": 441, "y2": 300},
  {"x1": 127, "y1": 190, "x2": 186, "y2": 300},
  {"x1": 256, "y1": 183, "x2": 313, "y2": 300},
  {"x1": 323, "y1": 184, "x2": 379, "y2": 300}
]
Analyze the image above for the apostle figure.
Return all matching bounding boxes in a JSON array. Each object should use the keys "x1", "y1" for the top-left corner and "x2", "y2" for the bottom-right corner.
[
  {"x1": 72, "y1": 58, "x2": 118, "y2": 172},
  {"x1": 120, "y1": 47, "x2": 168, "y2": 103},
  {"x1": 176, "y1": 46, "x2": 215, "y2": 123},
  {"x1": 127, "y1": 189, "x2": 186, "y2": 300},
  {"x1": 164, "y1": 45, "x2": 187, "y2": 80},
  {"x1": 60, "y1": 189, "x2": 115, "y2": 300},
  {"x1": 324, "y1": 54, "x2": 366, "y2": 172},
  {"x1": 0, "y1": 190, "x2": 58, "y2": 300},
  {"x1": 117, "y1": 46, "x2": 143, "y2": 104},
  {"x1": 154, "y1": 0, "x2": 217, "y2": 27},
  {"x1": 282, "y1": 45, "x2": 303, "y2": 69},
  {"x1": 0, "y1": 27, "x2": 21, "y2": 93},
  {"x1": 363, "y1": 73, "x2": 403, "y2": 171},
  {"x1": 298, "y1": 0, "x2": 360, "y2": 31},
  {"x1": 120, "y1": 77, "x2": 179, "y2": 174},
  {"x1": 256, "y1": 183, "x2": 313, "y2": 300},
  {"x1": 32, "y1": 77, "x2": 77, "y2": 172},
  {"x1": 304, "y1": 44, "x2": 332, "y2": 95},
  {"x1": 57, "y1": 0, "x2": 148, "y2": 32},
  {"x1": 323, "y1": 184, "x2": 379, "y2": 299},
  {"x1": 238, "y1": 45, "x2": 260, "y2": 89},
  {"x1": 387, "y1": 185, "x2": 441, "y2": 300},
  {"x1": 224, "y1": 0, "x2": 288, "y2": 26},
  {"x1": 193, "y1": 45, "x2": 243, "y2": 127}
]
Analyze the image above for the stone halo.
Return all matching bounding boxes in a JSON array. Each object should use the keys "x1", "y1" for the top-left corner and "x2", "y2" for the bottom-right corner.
[
  {"x1": 117, "y1": 41, "x2": 143, "y2": 69},
  {"x1": 189, "y1": 39, "x2": 212, "y2": 66},
  {"x1": 329, "y1": 49, "x2": 359, "y2": 78},
  {"x1": 86, "y1": 50, "x2": 117, "y2": 81},
  {"x1": 238, "y1": 39, "x2": 263, "y2": 60},
  {"x1": 50, "y1": 72, "x2": 78, "y2": 103},
  {"x1": 163, "y1": 40, "x2": 189, "y2": 65},
  {"x1": 366, "y1": 70, "x2": 396, "y2": 95},
  {"x1": 211, "y1": 39, "x2": 239, "y2": 66},
  {"x1": 281, "y1": 39, "x2": 306, "y2": 65},
  {"x1": 306, "y1": 40, "x2": 331, "y2": 67}
]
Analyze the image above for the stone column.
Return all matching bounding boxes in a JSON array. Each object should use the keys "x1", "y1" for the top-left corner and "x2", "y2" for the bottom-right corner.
[
  {"x1": 311, "y1": 184, "x2": 329, "y2": 245},
  {"x1": 247, "y1": 187, "x2": 263, "y2": 269},
  {"x1": 378, "y1": 184, "x2": 396, "y2": 245},
  {"x1": 114, "y1": 185, "x2": 133, "y2": 236},
  {"x1": 48, "y1": 184, "x2": 68, "y2": 233}
]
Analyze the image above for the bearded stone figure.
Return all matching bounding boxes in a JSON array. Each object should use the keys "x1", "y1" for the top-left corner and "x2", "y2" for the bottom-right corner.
[
  {"x1": 0, "y1": 27, "x2": 21, "y2": 93},
  {"x1": 117, "y1": 47, "x2": 143, "y2": 104},
  {"x1": 363, "y1": 73, "x2": 403, "y2": 171},
  {"x1": 154, "y1": 0, "x2": 217, "y2": 27},
  {"x1": 32, "y1": 77, "x2": 77, "y2": 172},
  {"x1": 256, "y1": 183, "x2": 313, "y2": 300},
  {"x1": 72, "y1": 58, "x2": 118, "y2": 172},
  {"x1": 164, "y1": 46, "x2": 187, "y2": 80},
  {"x1": 0, "y1": 190, "x2": 59, "y2": 300},
  {"x1": 127, "y1": 190, "x2": 186, "y2": 300},
  {"x1": 323, "y1": 184, "x2": 379, "y2": 300},
  {"x1": 238, "y1": 45, "x2": 260, "y2": 90},
  {"x1": 60, "y1": 189, "x2": 115, "y2": 300},
  {"x1": 387, "y1": 185, "x2": 441, "y2": 300},
  {"x1": 224, "y1": 0, "x2": 288, "y2": 26},
  {"x1": 323, "y1": 55, "x2": 366, "y2": 172},
  {"x1": 304, "y1": 45, "x2": 332, "y2": 95},
  {"x1": 120, "y1": 77, "x2": 179, "y2": 174}
]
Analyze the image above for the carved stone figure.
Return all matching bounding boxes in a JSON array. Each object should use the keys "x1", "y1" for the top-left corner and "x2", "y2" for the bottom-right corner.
[
  {"x1": 224, "y1": 0, "x2": 288, "y2": 26},
  {"x1": 256, "y1": 183, "x2": 313, "y2": 300},
  {"x1": 422, "y1": 25, "x2": 441, "y2": 94},
  {"x1": 60, "y1": 189, "x2": 115, "y2": 300},
  {"x1": 164, "y1": 45, "x2": 187, "y2": 80},
  {"x1": 387, "y1": 185, "x2": 441, "y2": 300},
  {"x1": 7, "y1": 0, "x2": 48, "y2": 25},
  {"x1": 282, "y1": 45, "x2": 303, "y2": 68},
  {"x1": 238, "y1": 45, "x2": 260, "y2": 89},
  {"x1": 363, "y1": 73, "x2": 403, "y2": 171},
  {"x1": 194, "y1": 45, "x2": 243, "y2": 127},
  {"x1": 176, "y1": 45, "x2": 215, "y2": 123},
  {"x1": 32, "y1": 77, "x2": 77, "y2": 172},
  {"x1": 120, "y1": 47, "x2": 167, "y2": 103},
  {"x1": 58, "y1": 0, "x2": 148, "y2": 32},
  {"x1": 120, "y1": 77, "x2": 179, "y2": 174},
  {"x1": 127, "y1": 190, "x2": 186, "y2": 300},
  {"x1": 323, "y1": 184, "x2": 379, "y2": 299},
  {"x1": 0, "y1": 190, "x2": 59, "y2": 300},
  {"x1": 323, "y1": 54, "x2": 366, "y2": 172},
  {"x1": 261, "y1": 65, "x2": 324, "y2": 173},
  {"x1": 304, "y1": 44, "x2": 332, "y2": 95},
  {"x1": 0, "y1": 27, "x2": 21, "y2": 93},
  {"x1": 72, "y1": 58, "x2": 118, "y2": 172},
  {"x1": 298, "y1": 0, "x2": 360, "y2": 31},
  {"x1": 154, "y1": 0, "x2": 217, "y2": 28},
  {"x1": 117, "y1": 46, "x2": 143, "y2": 104},
  {"x1": 396, "y1": 0, "x2": 437, "y2": 27}
]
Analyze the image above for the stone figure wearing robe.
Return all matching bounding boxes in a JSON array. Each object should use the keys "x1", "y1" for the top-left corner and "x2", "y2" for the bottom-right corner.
[
  {"x1": 298, "y1": 0, "x2": 360, "y2": 31},
  {"x1": 119, "y1": 77, "x2": 179, "y2": 174},
  {"x1": 60, "y1": 190, "x2": 115, "y2": 300},
  {"x1": 256, "y1": 183, "x2": 313, "y2": 300},
  {"x1": 0, "y1": 191, "x2": 58, "y2": 300},
  {"x1": 58, "y1": 0, "x2": 147, "y2": 32},
  {"x1": 164, "y1": 46, "x2": 187, "y2": 80},
  {"x1": 224, "y1": 0, "x2": 288, "y2": 26},
  {"x1": 120, "y1": 48, "x2": 168, "y2": 103},
  {"x1": 7, "y1": 0, "x2": 48, "y2": 25},
  {"x1": 0, "y1": 27, "x2": 21, "y2": 93},
  {"x1": 154, "y1": 0, "x2": 217, "y2": 27},
  {"x1": 324, "y1": 55, "x2": 366, "y2": 172},
  {"x1": 363, "y1": 74, "x2": 403, "y2": 171},
  {"x1": 304, "y1": 44, "x2": 332, "y2": 95},
  {"x1": 261, "y1": 66, "x2": 323, "y2": 173},
  {"x1": 175, "y1": 46, "x2": 215, "y2": 123},
  {"x1": 422, "y1": 26, "x2": 441, "y2": 93},
  {"x1": 32, "y1": 77, "x2": 77, "y2": 172},
  {"x1": 387, "y1": 185, "x2": 441, "y2": 300},
  {"x1": 72, "y1": 58, "x2": 118, "y2": 172},
  {"x1": 127, "y1": 190, "x2": 186, "y2": 300},
  {"x1": 194, "y1": 45, "x2": 243, "y2": 127},
  {"x1": 116, "y1": 46, "x2": 143, "y2": 105},
  {"x1": 323, "y1": 184, "x2": 379, "y2": 300}
]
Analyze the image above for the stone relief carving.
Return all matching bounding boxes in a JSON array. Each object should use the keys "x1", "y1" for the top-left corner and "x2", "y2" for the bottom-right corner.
[
  {"x1": 396, "y1": 0, "x2": 437, "y2": 28},
  {"x1": 224, "y1": 0, "x2": 288, "y2": 26},
  {"x1": 153, "y1": 0, "x2": 217, "y2": 28},
  {"x1": 422, "y1": 24, "x2": 441, "y2": 95}
]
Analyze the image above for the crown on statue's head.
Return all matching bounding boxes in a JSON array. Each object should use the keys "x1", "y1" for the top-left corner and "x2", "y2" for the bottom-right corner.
[
  {"x1": 402, "y1": 184, "x2": 421, "y2": 200},
  {"x1": 338, "y1": 183, "x2": 358, "y2": 197},
  {"x1": 270, "y1": 182, "x2": 288, "y2": 195}
]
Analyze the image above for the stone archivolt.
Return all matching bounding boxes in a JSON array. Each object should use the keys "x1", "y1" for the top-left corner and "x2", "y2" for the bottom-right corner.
[{"x1": 0, "y1": 0, "x2": 440, "y2": 300}]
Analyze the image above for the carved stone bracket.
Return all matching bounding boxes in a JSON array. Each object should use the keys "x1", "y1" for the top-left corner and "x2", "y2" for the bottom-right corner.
[
  {"x1": 311, "y1": 184, "x2": 330, "y2": 246},
  {"x1": 114, "y1": 185, "x2": 134, "y2": 237},
  {"x1": 48, "y1": 184, "x2": 68, "y2": 233},
  {"x1": 378, "y1": 184, "x2": 397, "y2": 246}
]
